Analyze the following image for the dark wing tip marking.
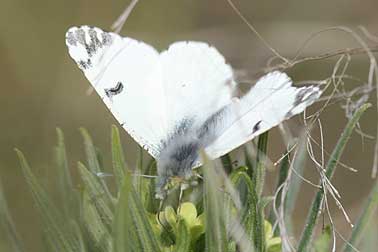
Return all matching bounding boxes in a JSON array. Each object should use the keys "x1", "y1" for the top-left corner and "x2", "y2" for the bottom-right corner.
[
  {"x1": 78, "y1": 59, "x2": 92, "y2": 70},
  {"x1": 285, "y1": 86, "x2": 321, "y2": 118},
  {"x1": 105, "y1": 82, "x2": 124, "y2": 98},
  {"x1": 66, "y1": 26, "x2": 114, "y2": 70}
]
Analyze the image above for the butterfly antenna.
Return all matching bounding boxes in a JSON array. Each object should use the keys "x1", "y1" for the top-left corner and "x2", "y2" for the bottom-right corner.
[
  {"x1": 95, "y1": 172, "x2": 113, "y2": 178},
  {"x1": 95, "y1": 172, "x2": 157, "y2": 179},
  {"x1": 131, "y1": 174, "x2": 158, "y2": 178}
]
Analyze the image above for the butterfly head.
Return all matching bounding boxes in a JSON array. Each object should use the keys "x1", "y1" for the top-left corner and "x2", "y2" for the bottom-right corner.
[{"x1": 155, "y1": 134, "x2": 201, "y2": 199}]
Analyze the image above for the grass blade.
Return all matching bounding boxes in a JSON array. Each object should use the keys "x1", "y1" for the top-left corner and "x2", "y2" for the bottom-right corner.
[
  {"x1": 82, "y1": 190, "x2": 112, "y2": 251},
  {"x1": 297, "y1": 103, "x2": 371, "y2": 252},
  {"x1": 284, "y1": 138, "x2": 307, "y2": 233},
  {"x1": 254, "y1": 132, "x2": 269, "y2": 197},
  {"x1": 231, "y1": 171, "x2": 263, "y2": 251},
  {"x1": 175, "y1": 219, "x2": 191, "y2": 252},
  {"x1": 0, "y1": 179, "x2": 25, "y2": 252},
  {"x1": 314, "y1": 226, "x2": 331, "y2": 252},
  {"x1": 268, "y1": 151, "x2": 290, "y2": 232},
  {"x1": 359, "y1": 215, "x2": 378, "y2": 251},
  {"x1": 114, "y1": 172, "x2": 161, "y2": 252},
  {"x1": 129, "y1": 188, "x2": 162, "y2": 251},
  {"x1": 113, "y1": 170, "x2": 133, "y2": 252},
  {"x1": 203, "y1": 156, "x2": 228, "y2": 252},
  {"x1": 55, "y1": 128, "x2": 78, "y2": 218},
  {"x1": 344, "y1": 178, "x2": 378, "y2": 251},
  {"x1": 80, "y1": 128, "x2": 102, "y2": 174},
  {"x1": 15, "y1": 149, "x2": 80, "y2": 252},
  {"x1": 78, "y1": 162, "x2": 114, "y2": 229},
  {"x1": 111, "y1": 125, "x2": 127, "y2": 191},
  {"x1": 221, "y1": 154, "x2": 233, "y2": 174}
]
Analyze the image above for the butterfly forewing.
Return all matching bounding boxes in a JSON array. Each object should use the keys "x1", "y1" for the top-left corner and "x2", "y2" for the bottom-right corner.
[{"x1": 65, "y1": 26, "x2": 168, "y2": 157}]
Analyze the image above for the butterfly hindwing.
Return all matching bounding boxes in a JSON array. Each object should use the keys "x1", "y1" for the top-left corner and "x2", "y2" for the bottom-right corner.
[
  {"x1": 160, "y1": 41, "x2": 236, "y2": 132},
  {"x1": 205, "y1": 71, "x2": 321, "y2": 158}
]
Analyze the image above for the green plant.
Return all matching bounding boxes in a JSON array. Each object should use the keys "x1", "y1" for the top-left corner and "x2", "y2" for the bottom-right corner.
[{"x1": 1, "y1": 103, "x2": 377, "y2": 252}]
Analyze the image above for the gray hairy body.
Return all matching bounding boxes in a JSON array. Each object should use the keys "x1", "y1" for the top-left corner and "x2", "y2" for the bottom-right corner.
[{"x1": 155, "y1": 105, "x2": 232, "y2": 197}]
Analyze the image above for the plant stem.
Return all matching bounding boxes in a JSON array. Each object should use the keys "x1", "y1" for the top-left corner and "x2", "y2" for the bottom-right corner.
[
  {"x1": 344, "y1": 178, "x2": 378, "y2": 252},
  {"x1": 297, "y1": 103, "x2": 371, "y2": 252}
]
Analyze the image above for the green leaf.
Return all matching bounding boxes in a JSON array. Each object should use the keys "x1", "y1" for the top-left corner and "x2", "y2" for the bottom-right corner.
[
  {"x1": 221, "y1": 154, "x2": 233, "y2": 174},
  {"x1": 114, "y1": 173, "x2": 162, "y2": 252},
  {"x1": 178, "y1": 202, "x2": 197, "y2": 227},
  {"x1": 298, "y1": 103, "x2": 371, "y2": 252},
  {"x1": 15, "y1": 149, "x2": 81, "y2": 252},
  {"x1": 203, "y1": 156, "x2": 228, "y2": 252},
  {"x1": 113, "y1": 170, "x2": 133, "y2": 252},
  {"x1": 314, "y1": 226, "x2": 331, "y2": 252},
  {"x1": 111, "y1": 125, "x2": 127, "y2": 191},
  {"x1": 80, "y1": 128, "x2": 114, "y2": 201},
  {"x1": 163, "y1": 206, "x2": 178, "y2": 232},
  {"x1": 82, "y1": 190, "x2": 112, "y2": 251},
  {"x1": 344, "y1": 178, "x2": 378, "y2": 251},
  {"x1": 284, "y1": 137, "x2": 307, "y2": 233},
  {"x1": 54, "y1": 128, "x2": 78, "y2": 218},
  {"x1": 265, "y1": 220, "x2": 282, "y2": 252},
  {"x1": 80, "y1": 128, "x2": 102, "y2": 174},
  {"x1": 78, "y1": 162, "x2": 114, "y2": 229},
  {"x1": 253, "y1": 131, "x2": 269, "y2": 198},
  {"x1": 231, "y1": 171, "x2": 264, "y2": 251},
  {"x1": 359, "y1": 216, "x2": 378, "y2": 252},
  {"x1": 175, "y1": 219, "x2": 191, "y2": 252},
  {"x1": 268, "y1": 150, "x2": 290, "y2": 231},
  {"x1": 0, "y1": 179, "x2": 25, "y2": 252}
]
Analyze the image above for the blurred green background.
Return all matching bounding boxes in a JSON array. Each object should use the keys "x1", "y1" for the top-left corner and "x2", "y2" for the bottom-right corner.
[{"x1": 1, "y1": 0, "x2": 377, "y2": 251}]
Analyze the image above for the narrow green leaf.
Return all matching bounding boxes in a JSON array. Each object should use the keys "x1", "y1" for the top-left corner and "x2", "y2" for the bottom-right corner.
[
  {"x1": 344, "y1": 178, "x2": 378, "y2": 251},
  {"x1": 268, "y1": 152, "x2": 290, "y2": 230},
  {"x1": 245, "y1": 147, "x2": 254, "y2": 177},
  {"x1": 144, "y1": 160, "x2": 159, "y2": 213},
  {"x1": 78, "y1": 162, "x2": 114, "y2": 229},
  {"x1": 129, "y1": 188, "x2": 162, "y2": 251},
  {"x1": 55, "y1": 128, "x2": 78, "y2": 218},
  {"x1": 284, "y1": 138, "x2": 307, "y2": 232},
  {"x1": 111, "y1": 125, "x2": 127, "y2": 191},
  {"x1": 80, "y1": 128, "x2": 102, "y2": 174},
  {"x1": 15, "y1": 149, "x2": 80, "y2": 252},
  {"x1": 203, "y1": 157, "x2": 228, "y2": 252},
  {"x1": 82, "y1": 190, "x2": 112, "y2": 251},
  {"x1": 314, "y1": 226, "x2": 331, "y2": 252},
  {"x1": 232, "y1": 171, "x2": 264, "y2": 252},
  {"x1": 80, "y1": 128, "x2": 114, "y2": 202},
  {"x1": 0, "y1": 179, "x2": 25, "y2": 252},
  {"x1": 359, "y1": 215, "x2": 378, "y2": 251},
  {"x1": 113, "y1": 171, "x2": 133, "y2": 252},
  {"x1": 114, "y1": 172, "x2": 162, "y2": 252},
  {"x1": 71, "y1": 221, "x2": 87, "y2": 252},
  {"x1": 175, "y1": 219, "x2": 191, "y2": 252},
  {"x1": 55, "y1": 128, "x2": 73, "y2": 189},
  {"x1": 254, "y1": 132, "x2": 269, "y2": 197},
  {"x1": 298, "y1": 103, "x2": 371, "y2": 252},
  {"x1": 221, "y1": 154, "x2": 233, "y2": 174}
]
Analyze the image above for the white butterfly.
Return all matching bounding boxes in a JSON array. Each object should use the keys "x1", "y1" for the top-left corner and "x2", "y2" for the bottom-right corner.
[{"x1": 65, "y1": 26, "x2": 321, "y2": 197}]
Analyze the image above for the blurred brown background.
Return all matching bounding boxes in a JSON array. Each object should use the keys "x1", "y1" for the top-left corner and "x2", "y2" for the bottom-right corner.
[{"x1": 1, "y1": 0, "x2": 377, "y2": 251}]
